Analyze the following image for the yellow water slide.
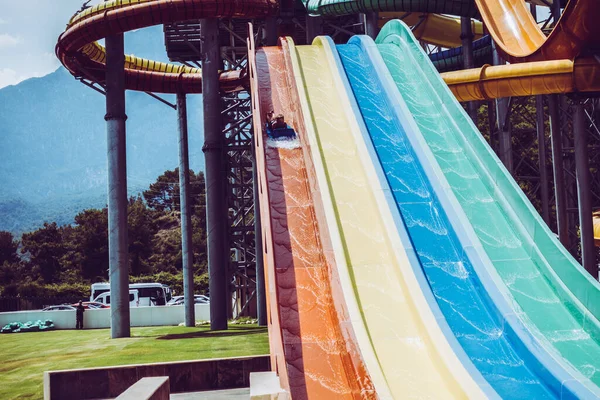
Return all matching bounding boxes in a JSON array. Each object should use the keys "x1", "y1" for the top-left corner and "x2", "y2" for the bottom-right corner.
[{"x1": 286, "y1": 35, "x2": 487, "y2": 399}]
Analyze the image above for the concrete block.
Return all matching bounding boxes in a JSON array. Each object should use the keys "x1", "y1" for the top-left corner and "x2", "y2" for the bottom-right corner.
[
  {"x1": 250, "y1": 372, "x2": 288, "y2": 400},
  {"x1": 116, "y1": 376, "x2": 170, "y2": 400}
]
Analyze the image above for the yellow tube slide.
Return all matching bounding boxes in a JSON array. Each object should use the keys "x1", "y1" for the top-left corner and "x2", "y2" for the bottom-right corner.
[
  {"x1": 378, "y1": 13, "x2": 484, "y2": 48},
  {"x1": 441, "y1": 57, "x2": 600, "y2": 102},
  {"x1": 287, "y1": 35, "x2": 487, "y2": 399}
]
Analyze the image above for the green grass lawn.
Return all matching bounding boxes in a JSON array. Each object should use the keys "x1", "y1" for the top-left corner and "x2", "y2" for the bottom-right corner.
[{"x1": 0, "y1": 324, "x2": 269, "y2": 400}]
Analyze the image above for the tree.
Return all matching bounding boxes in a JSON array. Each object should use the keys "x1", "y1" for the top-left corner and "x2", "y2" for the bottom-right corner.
[
  {"x1": 143, "y1": 169, "x2": 206, "y2": 219},
  {"x1": 21, "y1": 222, "x2": 67, "y2": 283},
  {"x1": 0, "y1": 231, "x2": 18, "y2": 265},
  {"x1": 72, "y1": 208, "x2": 109, "y2": 281},
  {"x1": 128, "y1": 196, "x2": 157, "y2": 276}
]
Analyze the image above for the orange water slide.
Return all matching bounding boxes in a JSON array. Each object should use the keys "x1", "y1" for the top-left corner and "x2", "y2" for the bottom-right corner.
[
  {"x1": 476, "y1": 0, "x2": 600, "y2": 62},
  {"x1": 248, "y1": 35, "x2": 376, "y2": 399},
  {"x1": 56, "y1": 0, "x2": 278, "y2": 93}
]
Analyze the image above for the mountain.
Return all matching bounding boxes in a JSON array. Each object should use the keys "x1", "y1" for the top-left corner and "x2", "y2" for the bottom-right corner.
[{"x1": 0, "y1": 26, "x2": 204, "y2": 234}]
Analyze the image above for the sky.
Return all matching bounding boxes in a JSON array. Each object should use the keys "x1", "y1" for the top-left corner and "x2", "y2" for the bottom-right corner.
[
  {"x1": 0, "y1": 0, "x2": 104, "y2": 89},
  {"x1": 0, "y1": 1, "x2": 553, "y2": 90}
]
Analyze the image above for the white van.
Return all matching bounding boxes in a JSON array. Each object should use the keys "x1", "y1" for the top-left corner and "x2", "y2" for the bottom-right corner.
[
  {"x1": 90, "y1": 282, "x2": 172, "y2": 306},
  {"x1": 94, "y1": 289, "x2": 140, "y2": 307}
]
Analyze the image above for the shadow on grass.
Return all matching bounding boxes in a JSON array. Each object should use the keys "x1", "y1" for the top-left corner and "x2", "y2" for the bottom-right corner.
[{"x1": 154, "y1": 326, "x2": 268, "y2": 340}]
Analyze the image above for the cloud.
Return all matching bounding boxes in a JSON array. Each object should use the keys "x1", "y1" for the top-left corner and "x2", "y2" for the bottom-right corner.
[
  {"x1": 0, "y1": 34, "x2": 20, "y2": 48},
  {"x1": 0, "y1": 19, "x2": 6, "y2": 25},
  {"x1": 0, "y1": 53, "x2": 61, "y2": 89}
]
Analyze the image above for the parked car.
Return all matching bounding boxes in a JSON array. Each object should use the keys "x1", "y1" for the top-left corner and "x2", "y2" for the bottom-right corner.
[
  {"x1": 167, "y1": 295, "x2": 209, "y2": 306},
  {"x1": 70, "y1": 301, "x2": 109, "y2": 309},
  {"x1": 42, "y1": 305, "x2": 76, "y2": 311}
]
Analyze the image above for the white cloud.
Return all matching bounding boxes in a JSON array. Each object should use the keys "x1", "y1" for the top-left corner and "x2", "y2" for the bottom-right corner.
[
  {"x1": 0, "y1": 53, "x2": 60, "y2": 89},
  {"x1": 0, "y1": 68, "x2": 20, "y2": 88},
  {"x1": 0, "y1": 34, "x2": 20, "y2": 48},
  {"x1": 0, "y1": 19, "x2": 7, "y2": 25}
]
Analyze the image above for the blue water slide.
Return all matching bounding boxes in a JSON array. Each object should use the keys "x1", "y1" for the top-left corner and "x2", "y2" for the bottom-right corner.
[{"x1": 334, "y1": 35, "x2": 599, "y2": 399}]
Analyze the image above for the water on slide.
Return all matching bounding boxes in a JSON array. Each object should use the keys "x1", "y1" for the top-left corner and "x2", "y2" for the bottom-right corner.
[
  {"x1": 376, "y1": 22, "x2": 600, "y2": 386},
  {"x1": 254, "y1": 46, "x2": 375, "y2": 399},
  {"x1": 336, "y1": 39, "x2": 565, "y2": 399},
  {"x1": 290, "y1": 37, "x2": 485, "y2": 398}
]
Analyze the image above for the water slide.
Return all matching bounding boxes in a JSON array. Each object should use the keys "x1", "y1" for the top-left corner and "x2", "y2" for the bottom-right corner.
[
  {"x1": 336, "y1": 33, "x2": 599, "y2": 399},
  {"x1": 376, "y1": 19, "x2": 600, "y2": 388},
  {"x1": 248, "y1": 35, "x2": 378, "y2": 399},
  {"x1": 283, "y1": 34, "x2": 488, "y2": 399}
]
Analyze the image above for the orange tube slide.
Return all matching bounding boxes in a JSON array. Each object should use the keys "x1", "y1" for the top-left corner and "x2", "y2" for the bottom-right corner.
[
  {"x1": 441, "y1": 57, "x2": 600, "y2": 102},
  {"x1": 475, "y1": 0, "x2": 600, "y2": 62},
  {"x1": 248, "y1": 33, "x2": 375, "y2": 399}
]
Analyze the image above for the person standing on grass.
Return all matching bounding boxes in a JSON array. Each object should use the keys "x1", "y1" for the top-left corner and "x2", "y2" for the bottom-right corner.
[{"x1": 76, "y1": 300, "x2": 85, "y2": 330}]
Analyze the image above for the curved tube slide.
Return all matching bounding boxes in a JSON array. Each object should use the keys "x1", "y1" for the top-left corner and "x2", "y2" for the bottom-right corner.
[
  {"x1": 474, "y1": 0, "x2": 600, "y2": 62},
  {"x1": 288, "y1": 34, "x2": 487, "y2": 399},
  {"x1": 56, "y1": 0, "x2": 278, "y2": 93},
  {"x1": 377, "y1": 19, "x2": 600, "y2": 388},
  {"x1": 441, "y1": 57, "x2": 600, "y2": 102},
  {"x1": 378, "y1": 13, "x2": 484, "y2": 48},
  {"x1": 248, "y1": 36, "x2": 376, "y2": 398}
]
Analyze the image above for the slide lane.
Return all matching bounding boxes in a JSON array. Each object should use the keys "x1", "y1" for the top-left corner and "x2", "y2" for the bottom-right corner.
[
  {"x1": 249, "y1": 39, "x2": 376, "y2": 399},
  {"x1": 338, "y1": 34, "x2": 600, "y2": 399},
  {"x1": 288, "y1": 35, "x2": 487, "y2": 399},
  {"x1": 376, "y1": 20, "x2": 600, "y2": 388}
]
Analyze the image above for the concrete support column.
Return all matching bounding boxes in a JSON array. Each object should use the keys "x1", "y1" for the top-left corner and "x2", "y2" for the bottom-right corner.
[
  {"x1": 573, "y1": 100, "x2": 597, "y2": 278},
  {"x1": 105, "y1": 33, "x2": 130, "y2": 339},
  {"x1": 461, "y1": 17, "x2": 477, "y2": 121},
  {"x1": 363, "y1": 12, "x2": 379, "y2": 39},
  {"x1": 177, "y1": 93, "x2": 195, "y2": 326},
  {"x1": 201, "y1": 19, "x2": 228, "y2": 331},
  {"x1": 252, "y1": 140, "x2": 267, "y2": 326},
  {"x1": 536, "y1": 95, "x2": 551, "y2": 224},
  {"x1": 549, "y1": 94, "x2": 568, "y2": 246}
]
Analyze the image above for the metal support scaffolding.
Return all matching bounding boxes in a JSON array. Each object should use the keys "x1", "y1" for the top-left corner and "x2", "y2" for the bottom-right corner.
[
  {"x1": 573, "y1": 100, "x2": 597, "y2": 277},
  {"x1": 105, "y1": 33, "x2": 130, "y2": 339},
  {"x1": 253, "y1": 140, "x2": 267, "y2": 326},
  {"x1": 177, "y1": 92, "x2": 195, "y2": 327},
  {"x1": 201, "y1": 18, "x2": 228, "y2": 330}
]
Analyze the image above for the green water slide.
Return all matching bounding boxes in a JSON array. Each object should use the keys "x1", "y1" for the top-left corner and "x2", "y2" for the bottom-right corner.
[
  {"x1": 375, "y1": 20, "x2": 600, "y2": 386},
  {"x1": 302, "y1": 0, "x2": 479, "y2": 18}
]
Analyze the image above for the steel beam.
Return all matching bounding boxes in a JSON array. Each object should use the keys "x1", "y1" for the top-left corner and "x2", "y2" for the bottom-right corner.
[
  {"x1": 549, "y1": 94, "x2": 569, "y2": 246},
  {"x1": 492, "y1": 42, "x2": 513, "y2": 172},
  {"x1": 202, "y1": 19, "x2": 228, "y2": 330},
  {"x1": 177, "y1": 93, "x2": 195, "y2": 326},
  {"x1": 461, "y1": 16, "x2": 477, "y2": 121},
  {"x1": 573, "y1": 100, "x2": 597, "y2": 278},
  {"x1": 105, "y1": 33, "x2": 130, "y2": 339},
  {"x1": 252, "y1": 140, "x2": 267, "y2": 326},
  {"x1": 536, "y1": 95, "x2": 551, "y2": 223}
]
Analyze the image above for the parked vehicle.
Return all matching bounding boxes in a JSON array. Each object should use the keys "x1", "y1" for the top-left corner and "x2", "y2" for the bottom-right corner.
[
  {"x1": 90, "y1": 282, "x2": 172, "y2": 306},
  {"x1": 93, "y1": 289, "x2": 139, "y2": 307},
  {"x1": 167, "y1": 295, "x2": 209, "y2": 306},
  {"x1": 42, "y1": 305, "x2": 76, "y2": 311}
]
